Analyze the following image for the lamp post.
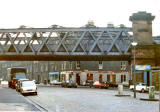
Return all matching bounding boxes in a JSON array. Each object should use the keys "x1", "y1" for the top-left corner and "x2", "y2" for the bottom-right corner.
[{"x1": 131, "y1": 41, "x2": 138, "y2": 98}]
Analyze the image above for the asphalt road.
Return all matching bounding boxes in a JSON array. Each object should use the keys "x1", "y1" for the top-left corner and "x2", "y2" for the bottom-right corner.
[
  {"x1": 25, "y1": 85, "x2": 159, "y2": 112},
  {"x1": 0, "y1": 85, "x2": 39, "y2": 111}
]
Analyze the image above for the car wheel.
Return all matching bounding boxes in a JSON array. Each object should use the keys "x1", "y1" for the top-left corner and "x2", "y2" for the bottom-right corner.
[
  {"x1": 34, "y1": 92, "x2": 37, "y2": 95},
  {"x1": 21, "y1": 92, "x2": 25, "y2": 96}
]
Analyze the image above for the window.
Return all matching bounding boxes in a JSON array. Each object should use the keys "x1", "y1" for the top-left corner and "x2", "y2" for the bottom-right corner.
[
  {"x1": 41, "y1": 66, "x2": 43, "y2": 72},
  {"x1": 61, "y1": 64, "x2": 64, "y2": 70},
  {"x1": 120, "y1": 61, "x2": 127, "y2": 70},
  {"x1": 70, "y1": 62, "x2": 72, "y2": 70},
  {"x1": 46, "y1": 65, "x2": 48, "y2": 71},
  {"x1": 30, "y1": 66, "x2": 32, "y2": 72},
  {"x1": 98, "y1": 61, "x2": 103, "y2": 69},
  {"x1": 121, "y1": 75, "x2": 126, "y2": 82},
  {"x1": 76, "y1": 61, "x2": 80, "y2": 69},
  {"x1": 54, "y1": 65, "x2": 57, "y2": 71},
  {"x1": 63, "y1": 61, "x2": 66, "y2": 70}
]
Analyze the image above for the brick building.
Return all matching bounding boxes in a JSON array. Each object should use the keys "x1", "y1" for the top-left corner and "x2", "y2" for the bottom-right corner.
[{"x1": 130, "y1": 11, "x2": 160, "y2": 90}]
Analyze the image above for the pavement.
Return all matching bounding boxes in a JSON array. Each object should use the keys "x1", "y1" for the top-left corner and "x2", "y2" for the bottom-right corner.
[
  {"x1": 0, "y1": 84, "x2": 39, "y2": 111},
  {"x1": 0, "y1": 81, "x2": 159, "y2": 112},
  {"x1": 26, "y1": 85, "x2": 159, "y2": 112}
]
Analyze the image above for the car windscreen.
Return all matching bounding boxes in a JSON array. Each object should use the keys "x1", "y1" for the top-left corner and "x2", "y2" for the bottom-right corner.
[
  {"x1": 22, "y1": 82, "x2": 35, "y2": 87},
  {"x1": 14, "y1": 74, "x2": 26, "y2": 79}
]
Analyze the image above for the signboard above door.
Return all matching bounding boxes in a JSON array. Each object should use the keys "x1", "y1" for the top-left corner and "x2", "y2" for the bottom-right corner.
[{"x1": 135, "y1": 65, "x2": 151, "y2": 71}]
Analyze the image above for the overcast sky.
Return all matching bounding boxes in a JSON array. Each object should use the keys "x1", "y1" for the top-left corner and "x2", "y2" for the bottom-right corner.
[{"x1": 0, "y1": 0, "x2": 159, "y2": 36}]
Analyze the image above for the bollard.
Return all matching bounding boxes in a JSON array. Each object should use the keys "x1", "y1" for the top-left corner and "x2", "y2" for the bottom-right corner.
[
  {"x1": 118, "y1": 84, "x2": 123, "y2": 95},
  {"x1": 149, "y1": 86, "x2": 155, "y2": 99},
  {"x1": 140, "y1": 86, "x2": 158, "y2": 101},
  {"x1": 115, "y1": 84, "x2": 130, "y2": 97},
  {"x1": 44, "y1": 80, "x2": 47, "y2": 85}
]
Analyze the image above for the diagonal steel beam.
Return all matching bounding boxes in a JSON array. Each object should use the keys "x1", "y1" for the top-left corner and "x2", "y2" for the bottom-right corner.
[
  {"x1": 89, "y1": 31, "x2": 104, "y2": 53},
  {"x1": 37, "y1": 32, "x2": 51, "y2": 53},
  {"x1": 72, "y1": 31, "x2": 86, "y2": 53},
  {"x1": 55, "y1": 32, "x2": 69, "y2": 53},
  {"x1": 107, "y1": 31, "x2": 122, "y2": 53},
  {"x1": 0, "y1": 34, "x2": 4, "y2": 52},
  {"x1": 21, "y1": 32, "x2": 36, "y2": 54},
  {"x1": 6, "y1": 33, "x2": 19, "y2": 53},
  {"x1": 122, "y1": 31, "x2": 133, "y2": 54}
]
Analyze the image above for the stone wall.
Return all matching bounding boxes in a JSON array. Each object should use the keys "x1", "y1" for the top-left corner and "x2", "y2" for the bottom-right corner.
[{"x1": 152, "y1": 72, "x2": 160, "y2": 90}]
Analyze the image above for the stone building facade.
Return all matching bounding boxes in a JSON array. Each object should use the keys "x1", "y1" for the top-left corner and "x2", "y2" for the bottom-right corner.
[{"x1": 0, "y1": 60, "x2": 129, "y2": 85}]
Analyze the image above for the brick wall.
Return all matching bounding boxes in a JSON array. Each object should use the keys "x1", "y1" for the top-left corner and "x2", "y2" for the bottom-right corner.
[
  {"x1": 152, "y1": 72, "x2": 160, "y2": 90},
  {"x1": 135, "y1": 73, "x2": 143, "y2": 83},
  {"x1": 131, "y1": 44, "x2": 160, "y2": 90}
]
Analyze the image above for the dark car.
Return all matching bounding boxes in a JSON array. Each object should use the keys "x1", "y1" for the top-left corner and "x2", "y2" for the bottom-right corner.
[
  {"x1": 105, "y1": 81, "x2": 118, "y2": 87},
  {"x1": 61, "y1": 80, "x2": 77, "y2": 88},
  {"x1": 85, "y1": 80, "x2": 94, "y2": 88}
]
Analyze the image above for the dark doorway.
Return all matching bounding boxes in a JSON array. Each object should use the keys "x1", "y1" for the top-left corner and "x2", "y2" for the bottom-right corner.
[
  {"x1": 107, "y1": 75, "x2": 110, "y2": 82},
  {"x1": 99, "y1": 74, "x2": 102, "y2": 83},
  {"x1": 60, "y1": 74, "x2": 66, "y2": 82},
  {"x1": 76, "y1": 74, "x2": 80, "y2": 85},
  {"x1": 147, "y1": 71, "x2": 150, "y2": 86},
  {"x1": 87, "y1": 73, "x2": 93, "y2": 81},
  {"x1": 112, "y1": 75, "x2": 116, "y2": 83}
]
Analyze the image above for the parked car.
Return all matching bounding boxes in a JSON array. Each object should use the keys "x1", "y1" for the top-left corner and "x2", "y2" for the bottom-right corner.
[
  {"x1": 105, "y1": 81, "x2": 118, "y2": 87},
  {"x1": 15, "y1": 79, "x2": 29, "y2": 92},
  {"x1": 85, "y1": 80, "x2": 94, "y2": 88},
  {"x1": 93, "y1": 81, "x2": 109, "y2": 89},
  {"x1": 32, "y1": 80, "x2": 38, "y2": 84},
  {"x1": 50, "y1": 80, "x2": 62, "y2": 85},
  {"x1": 61, "y1": 80, "x2": 77, "y2": 88},
  {"x1": 129, "y1": 82, "x2": 149, "y2": 93},
  {"x1": 19, "y1": 81, "x2": 37, "y2": 95}
]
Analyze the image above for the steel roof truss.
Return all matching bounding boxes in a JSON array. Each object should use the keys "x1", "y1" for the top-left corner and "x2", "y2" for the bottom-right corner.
[
  {"x1": 72, "y1": 31, "x2": 86, "y2": 53},
  {"x1": 89, "y1": 31, "x2": 104, "y2": 53},
  {"x1": 107, "y1": 31, "x2": 122, "y2": 54},
  {"x1": 123, "y1": 31, "x2": 133, "y2": 54},
  {"x1": 6, "y1": 33, "x2": 19, "y2": 53},
  {"x1": 55, "y1": 32, "x2": 69, "y2": 54},
  {"x1": 21, "y1": 32, "x2": 35, "y2": 54},
  {"x1": 37, "y1": 34, "x2": 51, "y2": 53}
]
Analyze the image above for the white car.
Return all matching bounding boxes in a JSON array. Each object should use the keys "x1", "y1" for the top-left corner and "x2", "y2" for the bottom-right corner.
[
  {"x1": 20, "y1": 81, "x2": 37, "y2": 95},
  {"x1": 16, "y1": 79, "x2": 29, "y2": 92},
  {"x1": 50, "y1": 80, "x2": 62, "y2": 85},
  {"x1": 129, "y1": 82, "x2": 149, "y2": 93}
]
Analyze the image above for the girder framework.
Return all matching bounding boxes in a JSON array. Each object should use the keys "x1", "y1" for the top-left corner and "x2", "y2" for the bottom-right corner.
[{"x1": 0, "y1": 28, "x2": 133, "y2": 56}]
